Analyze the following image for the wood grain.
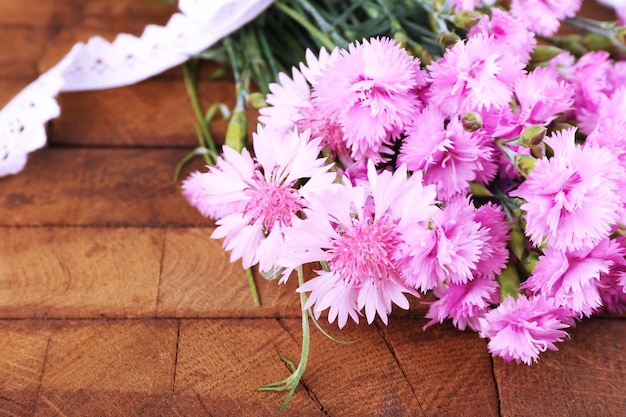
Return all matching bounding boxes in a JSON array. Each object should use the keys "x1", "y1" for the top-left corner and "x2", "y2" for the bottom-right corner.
[
  {"x1": 281, "y1": 318, "x2": 429, "y2": 416},
  {"x1": 379, "y1": 319, "x2": 500, "y2": 416},
  {"x1": 158, "y1": 227, "x2": 303, "y2": 318},
  {"x1": 53, "y1": 77, "x2": 237, "y2": 148},
  {"x1": 1, "y1": 1, "x2": 625, "y2": 416},
  {"x1": 35, "y1": 319, "x2": 178, "y2": 416},
  {"x1": 495, "y1": 318, "x2": 626, "y2": 417},
  {"x1": 0, "y1": 320, "x2": 50, "y2": 415},
  {"x1": 0, "y1": 227, "x2": 163, "y2": 318},
  {"x1": 174, "y1": 318, "x2": 325, "y2": 416},
  {"x1": 0, "y1": 148, "x2": 211, "y2": 226}
]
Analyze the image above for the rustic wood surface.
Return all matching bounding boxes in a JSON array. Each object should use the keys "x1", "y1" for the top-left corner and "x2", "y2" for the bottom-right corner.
[{"x1": 1, "y1": 1, "x2": 625, "y2": 416}]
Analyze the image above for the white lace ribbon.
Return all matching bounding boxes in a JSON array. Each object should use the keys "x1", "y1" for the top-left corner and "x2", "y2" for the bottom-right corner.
[{"x1": 0, "y1": 0, "x2": 273, "y2": 177}]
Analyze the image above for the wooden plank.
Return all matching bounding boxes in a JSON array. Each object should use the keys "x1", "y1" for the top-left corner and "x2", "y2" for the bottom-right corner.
[
  {"x1": 495, "y1": 318, "x2": 626, "y2": 417},
  {"x1": 0, "y1": 27, "x2": 48, "y2": 81},
  {"x1": 0, "y1": 1, "x2": 176, "y2": 79},
  {"x1": 34, "y1": 319, "x2": 178, "y2": 416},
  {"x1": 52, "y1": 77, "x2": 236, "y2": 147},
  {"x1": 0, "y1": 1, "x2": 77, "y2": 28},
  {"x1": 0, "y1": 148, "x2": 211, "y2": 226},
  {"x1": 173, "y1": 318, "x2": 325, "y2": 416},
  {"x1": 157, "y1": 227, "x2": 303, "y2": 318},
  {"x1": 0, "y1": 227, "x2": 163, "y2": 319},
  {"x1": 72, "y1": 148, "x2": 210, "y2": 226},
  {"x1": 0, "y1": 148, "x2": 88, "y2": 226},
  {"x1": 380, "y1": 318, "x2": 500, "y2": 416},
  {"x1": 0, "y1": 320, "x2": 50, "y2": 415},
  {"x1": 280, "y1": 318, "x2": 427, "y2": 416},
  {"x1": 0, "y1": 80, "x2": 35, "y2": 108}
]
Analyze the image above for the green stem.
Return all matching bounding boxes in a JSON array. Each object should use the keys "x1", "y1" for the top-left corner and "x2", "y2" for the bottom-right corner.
[
  {"x1": 274, "y1": 1, "x2": 336, "y2": 50},
  {"x1": 182, "y1": 61, "x2": 218, "y2": 164},
  {"x1": 246, "y1": 268, "x2": 261, "y2": 307},
  {"x1": 257, "y1": 265, "x2": 310, "y2": 414}
]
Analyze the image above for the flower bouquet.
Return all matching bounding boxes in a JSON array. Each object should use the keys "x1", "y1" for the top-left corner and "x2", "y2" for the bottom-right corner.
[
  {"x1": 1, "y1": 0, "x2": 626, "y2": 413},
  {"x1": 178, "y1": 0, "x2": 626, "y2": 411}
]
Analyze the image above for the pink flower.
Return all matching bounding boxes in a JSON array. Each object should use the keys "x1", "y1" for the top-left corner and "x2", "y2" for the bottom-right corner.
[
  {"x1": 427, "y1": 34, "x2": 525, "y2": 117},
  {"x1": 281, "y1": 162, "x2": 439, "y2": 327},
  {"x1": 512, "y1": 128, "x2": 624, "y2": 251},
  {"x1": 181, "y1": 148, "x2": 253, "y2": 219},
  {"x1": 449, "y1": 0, "x2": 485, "y2": 10},
  {"x1": 184, "y1": 126, "x2": 336, "y2": 272},
  {"x1": 399, "y1": 108, "x2": 495, "y2": 201},
  {"x1": 424, "y1": 276, "x2": 499, "y2": 331},
  {"x1": 473, "y1": 202, "x2": 511, "y2": 280},
  {"x1": 557, "y1": 51, "x2": 612, "y2": 133},
  {"x1": 403, "y1": 195, "x2": 487, "y2": 292},
  {"x1": 510, "y1": 0, "x2": 582, "y2": 36},
  {"x1": 524, "y1": 239, "x2": 625, "y2": 316},
  {"x1": 468, "y1": 8, "x2": 536, "y2": 62},
  {"x1": 313, "y1": 37, "x2": 425, "y2": 161},
  {"x1": 479, "y1": 295, "x2": 572, "y2": 364},
  {"x1": 586, "y1": 88, "x2": 626, "y2": 166},
  {"x1": 599, "y1": 258, "x2": 626, "y2": 314},
  {"x1": 259, "y1": 47, "x2": 339, "y2": 133},
  {"x1": 513, "y1": 66, "x2": 574, "y2": 127},
  {"x1": 585, "y1": 88, "x2": 626, "y2": 223}
]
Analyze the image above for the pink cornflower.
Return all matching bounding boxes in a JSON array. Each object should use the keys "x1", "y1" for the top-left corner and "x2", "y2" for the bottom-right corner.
[
  {"x1": 510, "y1": 0, "x2": 582, "y2": 36},
  {"x1": 184, "y1": 126, "x2": 336, "y2": 273},
  {"x1": 524, "y1": 239, "x2": 626, "y2": 316},
  {"x1": 598, "y1": 240, "x2": 626, "y2": 314},
  {"x1": 424, "y1": 275, "x2": 500, "y2": 331},
  {"x1": 473, "y1": 202, "x2": 511, "y2": 280},
  {"x1": 399, "y1": 108, "x2": 495, "y2": 201},
  {"x1": 281, "y1": 162, "x2": 439, "y2": 327},
  {"x1": 403, "y1": 195, "x2": 487, "y2": 292},
  {"x1": 512, "y1": 128, "x2": 624, "y2": 251},
  {"x1": 258, "y1": 48, "x2": 347, "y2": 154},
  {"x1": 313, "y1": 37, "x2": 425, "y2": 161},
  {"x1": 181, "y1": 148, "x2": 253, "y2": 220},
  {"x1": 259, "y1": 47, "x2": 338, "y2": 133},
  {"x1": 513, "y1": 66, "x2": 574, "y2": 127},
  {"x1": 557, "y1": 51, "x2": 612, "y2": 134},
  {"x1": 585, "y1": 88, "x2": 626, "y2": 223},
  {"x1": 479, "y1": 295, "x2": 573, "y2": 365},
  {"x1": 427, "y1": 34, "x2": 525, "y2": 117},
  {"x1": 468, "y1": 8, "x2": 537, "y2": 62},
  {"x1": 586, "y1": 87, "x2": 626, "y2": 165},
  {"x1": 449, "y1": 0, "x2": 485, "y2": 10}
]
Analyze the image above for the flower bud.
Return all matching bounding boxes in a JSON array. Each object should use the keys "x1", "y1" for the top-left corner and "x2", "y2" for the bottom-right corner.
[
  {"x1": 582, "y1": 33, "x2": 612, "y2": 52},
  {"x1": 225, "y1": 109, "x2": 248, "y2": 152},
  {"x1": 550, "y1": 35, "x2": 587, "y2": 57},
  {"x1": 246, "y1": 92, "x2": 266, "y2": 109},
  {"x1": 469, "y1": 181, "x2": 493, "y2": 197},
  {"x1": 530, "y1": 143, "x2": 545, "y2": 159},
  {"x1": 530, "y1": 45, "x2": 563, "y2": 63},
  {"x1": 614, "y1": 26, "x2": 626, "y2": 47},
  {"x1": 508, "y1": 221, "x2": 526, "y2": 261},
  {"x1": 497, "y1": 261, "x2": 521, "y2": 302},
  {"x1": 453, "y1": 10, "x2": 481, "y2": 30},
  {"x1": 519, "y1": 126, "x2": 547, "y2": 148},
  {"x1": 438, "y1": 32, "x2": 461, "y2": 49},
  {"x1": 461, "y1": 112, "x2": 483, "y2": 132},
  {"x1": 514, "y1": 153, "x2": 536, "y2": 178},
  {"x1": 521, "y1": 251, "x2": 540, "y2": 276}
]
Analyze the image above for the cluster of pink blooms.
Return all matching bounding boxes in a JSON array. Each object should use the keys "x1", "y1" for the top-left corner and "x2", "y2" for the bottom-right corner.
[{"x1": 182, "y1": 4, "x2": 626, "y2": 365}]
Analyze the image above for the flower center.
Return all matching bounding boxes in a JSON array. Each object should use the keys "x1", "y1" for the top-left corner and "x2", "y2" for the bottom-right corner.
[
  {"x1": 329, "y1": 213, "x2": 402, "y2": 287},
  {"x1": 244, "y1": 173, "x2": 302, "y2": 233}
]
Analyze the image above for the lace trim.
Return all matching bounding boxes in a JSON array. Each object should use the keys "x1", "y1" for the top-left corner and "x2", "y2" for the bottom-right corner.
[{"x1": 0, "y1": 0, "x2": 273, "y2": 176}]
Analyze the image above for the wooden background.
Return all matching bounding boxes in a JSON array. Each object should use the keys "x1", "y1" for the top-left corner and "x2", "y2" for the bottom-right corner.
[{"x1": 0, "y1": 1, "x2": 624, "y2": 416}]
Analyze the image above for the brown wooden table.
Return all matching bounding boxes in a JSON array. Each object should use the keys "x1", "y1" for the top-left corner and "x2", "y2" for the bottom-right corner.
[{"x1": 1, "y1": 1, "x2": 624, "y2": 416}]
